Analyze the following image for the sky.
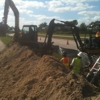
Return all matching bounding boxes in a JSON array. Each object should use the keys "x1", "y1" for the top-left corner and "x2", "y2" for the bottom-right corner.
[{"x1": 0, "y1": 0, "x2": 100, "y2": 29}]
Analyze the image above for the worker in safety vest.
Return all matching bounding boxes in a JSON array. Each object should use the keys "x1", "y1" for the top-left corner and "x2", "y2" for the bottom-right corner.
[
  {"x1": 60, "y1": 51, "x2": 70, "y2": 69},
  {"x1": 70, "y1": 52, "x2": 83, "y2": 74}
]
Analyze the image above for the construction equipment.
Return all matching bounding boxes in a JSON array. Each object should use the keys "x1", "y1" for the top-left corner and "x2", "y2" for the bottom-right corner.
[
  {"x1": 0, "y1": 0, "x2": 53, "y2": 56},
  {"x1": 19, "y1": 25, "x2": 38, "y2": 45},
  {"x1": 42, "y1": 19, "x2": 100, "y2": 61},
  {"x1": 86, "y1": 56, "x2": 100, "y2": 85},
  {"x1": 1, "y1": 0, "x2": 38, "y2": 44},
  {"x1": 0, "y1": 0, "x2": 19, "y2": 41},
  {"x1": 19, "y1": 18, "x2": 100, "y2": 58}
]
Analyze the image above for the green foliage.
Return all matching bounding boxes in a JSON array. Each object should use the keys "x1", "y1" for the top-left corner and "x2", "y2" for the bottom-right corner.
[
  {"x1": 38, "y1": 22, "x2": 48, "y2": 33},
  {"x1": 0, "y1": 37, "x2": 12, "y2": 45},
  {"x1": 79, "y1": 23, "x2": 87, "y2": 31},
  {"x1": 52, "y1": 52, "x2": 62, "y2": 60},
  {"x1": 88, "y1": 21, "x2": 100, "y2": 33},
  {"x1": 39, "y1": 22, "x2": 47, "y2": 28},
  {"x1": 89, "y1": 21, "x2": 100, "y2": 26}
]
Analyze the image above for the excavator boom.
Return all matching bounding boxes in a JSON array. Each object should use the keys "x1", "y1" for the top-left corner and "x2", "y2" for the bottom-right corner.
[
  {"x1": 43, "y1": 19, "x2": 83, "y2": 53},
  {"x1": 2, "y1": 0, "x2": 19, "y2": 41}
]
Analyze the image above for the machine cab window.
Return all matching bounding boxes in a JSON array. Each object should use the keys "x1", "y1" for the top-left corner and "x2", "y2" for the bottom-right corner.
[
  {"x1": 31, "y1": 26, "x2": 37, "y2": 32},
  {"x1": 22, "y1": 26, "x2": 29, "y2": 34}
]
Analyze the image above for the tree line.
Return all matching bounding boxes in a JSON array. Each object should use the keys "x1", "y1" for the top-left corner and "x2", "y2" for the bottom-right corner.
[
  {"x1": 38, "y1": 20, "x2": 100, "y2": 34},
  {"x1": 7, "y1": 20, "x2": 100, "y2": 34}
]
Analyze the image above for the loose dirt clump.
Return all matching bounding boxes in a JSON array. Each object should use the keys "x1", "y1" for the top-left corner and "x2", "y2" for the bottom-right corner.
[{"x1": 0, "y1": 42, "x2": 99, "y2": 100}]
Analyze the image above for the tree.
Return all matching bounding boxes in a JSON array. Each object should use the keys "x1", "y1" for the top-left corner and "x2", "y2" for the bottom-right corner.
[
  {"x1": 88, "y1": 21, "x2": 100, "y2": 33},
  {"x1": 89, "y1": 21, "x2": 100, "y2": 26},
  {"x1": 79, "y1": 23, "x2": 87, "y2": 31},
  {"x1": 39, "y1": 22, "x2": 47, "y2": 28},
  {"x1": 38, "y1": 22, "x2": 48, "y2": 33}
]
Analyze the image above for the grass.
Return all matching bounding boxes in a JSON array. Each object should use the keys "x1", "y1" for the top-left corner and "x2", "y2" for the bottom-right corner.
[
  {"x1": 38, "y1": 32, "x2": 89, "y2": 40},
  {"x1": 38, "y1": 32, "x2": 89, "y2": 36},
  {"x1": 0, "y1": 36, "x2": 12, "y2": 45},
  {"x1": 52, "y1": 52, "x2": 62, "y2": 60}
]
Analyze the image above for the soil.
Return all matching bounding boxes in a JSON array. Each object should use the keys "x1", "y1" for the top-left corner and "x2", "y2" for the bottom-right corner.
[{"x1": 0, "y1": 42, "x2": 100, "y2": 100}]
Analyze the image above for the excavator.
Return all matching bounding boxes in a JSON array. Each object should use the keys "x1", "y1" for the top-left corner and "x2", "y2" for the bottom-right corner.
[
  {"x1": 43, "y1": 19, "x2": 100, "y2": 61},
  {"x1": 20, "y1": 18, "x2": 100, "y2": 60},
  {"x1": 0, "y1": 0, "x2": 40, "y2": 51}
]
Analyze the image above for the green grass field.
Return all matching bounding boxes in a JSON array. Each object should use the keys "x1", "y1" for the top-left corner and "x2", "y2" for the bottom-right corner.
[
  {"x1": 0, "y1": 32, "x2": 89, "y2": 45},
  {"x1": 0, "y1": 37, "x2": 12, "y2": 45}
]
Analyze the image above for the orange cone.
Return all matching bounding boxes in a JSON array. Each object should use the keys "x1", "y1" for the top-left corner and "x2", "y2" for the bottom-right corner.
[{"x1": 66, "y1": 40, "x2": 69, "y2": 45}]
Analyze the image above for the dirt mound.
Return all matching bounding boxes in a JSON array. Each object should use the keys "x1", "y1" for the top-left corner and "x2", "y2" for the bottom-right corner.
[{"x1": 0, "y1": 42, "x2": 99, "y2": 100}]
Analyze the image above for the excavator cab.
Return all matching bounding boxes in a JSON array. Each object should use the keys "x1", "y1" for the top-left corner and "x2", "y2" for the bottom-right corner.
[
  {"x1": 19, "y1": 25, "x2": 38, "y2": 45},
  {"x1": 83, "y1": 23, "x2": 100, "y2": 55}
]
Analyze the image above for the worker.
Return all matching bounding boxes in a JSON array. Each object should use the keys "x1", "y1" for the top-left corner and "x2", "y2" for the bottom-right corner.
[
  {"x1": 95, "y1": 29, "x2": 100, "y2": 37},
  {"x1": 79, "y1": 52, "x2": 90, "y2": 68},
  {"x1": 60, "y1": 51, "x2": 70, "y2": 69},
  {"x1": 70, "y1": 52, "x2": 83, "y2": 75}
]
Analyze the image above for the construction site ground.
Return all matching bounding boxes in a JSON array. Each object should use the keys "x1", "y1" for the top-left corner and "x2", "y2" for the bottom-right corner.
[{"x1": 0, "y1": 42, "x2": 100, "y2": 100}]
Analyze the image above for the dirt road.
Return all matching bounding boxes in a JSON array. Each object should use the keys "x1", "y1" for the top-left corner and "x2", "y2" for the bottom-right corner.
[{"x1": 0, "y1": 39, "x2": 5, "y2": 51}]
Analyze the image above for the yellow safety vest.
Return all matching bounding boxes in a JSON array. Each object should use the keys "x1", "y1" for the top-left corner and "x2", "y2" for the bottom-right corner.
[{"x1": 72, "y1": 58, "x2": 82, "y2": 74}]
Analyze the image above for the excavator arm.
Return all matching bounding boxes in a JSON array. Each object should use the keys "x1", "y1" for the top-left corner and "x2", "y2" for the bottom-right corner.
[
  {"x1": 44, "y1": 19, "x2": 55, "y2": 47},
  {"x1": 2, "y1": 0, "x2": 19, "y2": 41},
  {"x1": 61, "y1": 20, "x2": 83, "y2": 50},
  {"x1": 43, "y1": 19, "x2": 83, "y2": 55}
]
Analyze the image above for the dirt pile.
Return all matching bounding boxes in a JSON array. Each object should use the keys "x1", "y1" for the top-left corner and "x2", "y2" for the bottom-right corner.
[{"x1": 0, "y1": 42, "x2": 99, "y2": 100}]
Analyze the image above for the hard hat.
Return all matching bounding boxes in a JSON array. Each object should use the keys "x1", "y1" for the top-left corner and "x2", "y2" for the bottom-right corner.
[
  {"x1": 77, "y1": 52, "x2": 83, "y2": 57},
  {"x1": 62, "y1": 51, "x2": 67, "y2": 57}
]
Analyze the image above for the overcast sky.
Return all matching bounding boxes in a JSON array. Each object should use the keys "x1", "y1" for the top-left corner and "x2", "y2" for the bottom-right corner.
[{"x1": 0, "y1": 0, "x2": 100, "y2": 28}]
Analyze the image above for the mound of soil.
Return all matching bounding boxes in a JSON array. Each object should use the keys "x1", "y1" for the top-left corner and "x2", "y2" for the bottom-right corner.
[{"x1": 0, "y1": 42, "x2": 99, "y2": 100}]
